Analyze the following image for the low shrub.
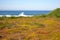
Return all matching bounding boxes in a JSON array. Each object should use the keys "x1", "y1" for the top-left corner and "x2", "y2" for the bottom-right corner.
[
  {"x1": 34, "y1": 23, "x2": 45, "y2": 28},
  {"x1": 0, "y1": 22, "x2": 11, "y2": 29},
  {"x1": 0, "y1": 17, "x2": 4, "y2": 20}
]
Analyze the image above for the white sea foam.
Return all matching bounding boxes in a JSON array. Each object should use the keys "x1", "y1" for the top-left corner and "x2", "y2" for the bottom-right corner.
[{"x1": 0, "y1": 12, "x2": 33, "y2": 17}]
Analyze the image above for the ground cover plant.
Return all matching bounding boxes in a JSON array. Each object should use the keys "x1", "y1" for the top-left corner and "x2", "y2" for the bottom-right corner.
[{"x1": 0, "y1": 8, "x2": 60, "y2": 40}]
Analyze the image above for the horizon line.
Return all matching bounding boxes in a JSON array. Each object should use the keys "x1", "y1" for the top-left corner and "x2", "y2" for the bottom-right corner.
[{"x1": 0, "y1": 10, "x2": 52, "y2": 11}]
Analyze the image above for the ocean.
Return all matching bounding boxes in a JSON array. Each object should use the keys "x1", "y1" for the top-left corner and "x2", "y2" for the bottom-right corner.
[{"x1": 0, "y1": 11, "x2": 51, "y2": 15}]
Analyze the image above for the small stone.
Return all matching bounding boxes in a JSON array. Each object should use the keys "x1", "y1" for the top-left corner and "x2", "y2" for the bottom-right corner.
[{"x1": 0, "y1": 35, "x2": 3, "y2": 38}]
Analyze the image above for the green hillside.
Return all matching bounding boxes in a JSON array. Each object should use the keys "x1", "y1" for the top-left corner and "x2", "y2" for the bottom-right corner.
[{"x1": 48, "y1": 8, "x2": 60, "y2": 17}]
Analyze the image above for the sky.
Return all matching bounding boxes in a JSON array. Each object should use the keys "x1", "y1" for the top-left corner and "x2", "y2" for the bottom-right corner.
[{"x1": 0, "y1": 0, "x2": 60, "y2": 10}]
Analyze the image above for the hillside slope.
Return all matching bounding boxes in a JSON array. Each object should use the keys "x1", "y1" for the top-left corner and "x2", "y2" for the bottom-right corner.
[{"x1": 48, "y1": 8, "x2": 60, "y2": 17}]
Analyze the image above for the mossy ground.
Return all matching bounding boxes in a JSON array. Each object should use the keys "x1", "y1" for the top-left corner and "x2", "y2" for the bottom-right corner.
[{"x1": 0, "y1": 17, "x2": 60, "y2": 40}]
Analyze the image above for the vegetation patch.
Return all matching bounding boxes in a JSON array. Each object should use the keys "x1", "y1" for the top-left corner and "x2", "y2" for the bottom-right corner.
[{"x1": 0, "y1": 8, "x2": 60, "y2": 40}]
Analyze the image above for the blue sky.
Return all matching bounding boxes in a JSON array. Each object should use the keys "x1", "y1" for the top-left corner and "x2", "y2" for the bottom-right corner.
[{"x1": 0, "y1": 0, "x2": 60, "y2": 10}]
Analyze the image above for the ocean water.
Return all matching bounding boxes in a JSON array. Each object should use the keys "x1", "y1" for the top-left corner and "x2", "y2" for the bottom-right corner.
[{"x1": 0, "y1": 11, "x2": 51, "y2": 15}]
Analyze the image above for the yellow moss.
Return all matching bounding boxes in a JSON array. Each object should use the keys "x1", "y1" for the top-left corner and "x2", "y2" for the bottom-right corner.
[{"x1": 44, "y1": 19, "x2": 56, "y2": 24}]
